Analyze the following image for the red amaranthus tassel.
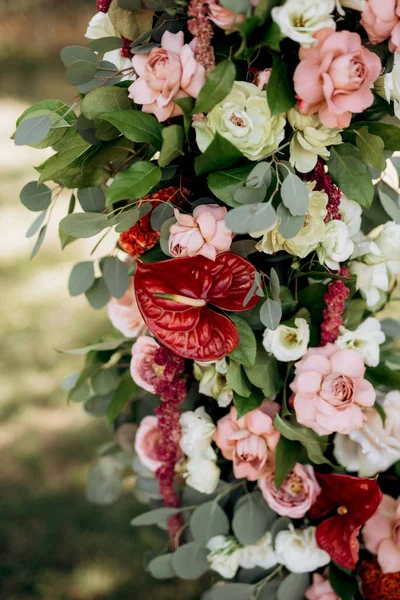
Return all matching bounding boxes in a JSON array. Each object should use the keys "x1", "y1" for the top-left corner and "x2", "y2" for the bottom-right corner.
[
  {"x1": 359, "y1": 559, "x2": 400, "y2": 600},
  {"x1": 97, "y1": 0, "x2": 112, "y2": 12},
  {"x1": 320, "y1": 266, "x2": 350, "y2": 345},
  {"x1": 304, "y1": 159, "x2": 342, "y2": 222},
  {"x1": 121, "y1": 36, "x2": 133, "y2": 59},
  {"x1": 153, "y1": 347, "x2": 186, "y2": 550},
  {"x1": 188, "y1": 0, "x2": 215, "y2": 72}
]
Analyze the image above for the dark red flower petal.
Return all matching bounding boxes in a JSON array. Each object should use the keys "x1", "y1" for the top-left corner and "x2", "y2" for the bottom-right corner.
[{"x1": 316, "y1": 517, "x2": 360, "y2": 569}]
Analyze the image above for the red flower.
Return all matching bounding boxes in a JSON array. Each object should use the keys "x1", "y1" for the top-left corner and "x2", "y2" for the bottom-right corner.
[
  {"x1": 134, "y1": 252, "x2": 259, "y2": 361},
  {"x1": 309, "y1": 472, "x2": 382, "y2": 570},
  {"x1": 359, "y1": 559, "x2": 400, "y2": 600}
]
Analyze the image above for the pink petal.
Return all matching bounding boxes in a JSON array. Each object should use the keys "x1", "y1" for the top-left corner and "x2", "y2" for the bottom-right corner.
[
  {"x1": 243, "y1": 410, "x2": 274, "y2": 437},
  {"x1": 363, "y1": 514, "x2": 395, "y2": 554},
  {"x1": 196, "y1": 211, "x2": 217, "y2": 241},
  {"x1": 330, "y1": 349, "x2": 365, "y2": 379},
  {"x1": 161, "y1": 30, "x2": 184, "y2": 53},
  {"x1": 294, "y1": 59, "x2": 324, "y2": 105},
  {"x1": 333, "y1": 86, "x2": 375, "y2": 113},
  {"x1": 129, "y1": 78, "x2": 159, "y2": 105},
  {"x1": 354, "y1": 378, "x2": 376, "y2": 407},
  {"x1": 200, "y1": 243, "x2": 217, "y2": 261},
  {"x1": 132, "y1": 53, "x2": 150, "y2": 78},
  {"x1": 362, "y1": 48, "x2": 382, "y2": 83},
  {"x1": 377, "y1": 539, "x2": 400, "y2": 574}
]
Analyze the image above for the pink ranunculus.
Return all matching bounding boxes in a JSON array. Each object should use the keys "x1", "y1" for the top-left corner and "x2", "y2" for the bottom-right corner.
[
  {"x1": 293, "y1": 28, "x2": 382, "y2": 128},
  {"x1": 128, "y1": 31, "x2": 206, "y2": 122},
  {"x1": 255, "y1": 68, "x2": 272, "y2": 90},
  {"x1": 213, "y1": 401, "x2": 280, "y2": 481},
  {"x1": 107, "y1": 283, "x2": 147, "y2": 338},
  {"x1": 134, "y1": 415, "x2": 163, "y2": 472},
  {"x1": 305, "y1": 571, "x2": 341, "y2": 600},
  {"x1": 363, "y1": 494, "x2": 400, "y2": 574},
  {"x1": 168, "y1": 204, "x2": 233, "y2": 261},
  {"x1": 361, "y1": 0, "x2": 400, "y2": 52},
  {"x1": 207, "y1": 0, "x2": 246, "y2": 31},
  {"x1": 290, "y1": 344, "x2": 376, "y2": 436},
  {"x1": 130, "y1": 335, "x2": 161, "y2": 393},
  {"x1": 258, "y1": 464, "x2": 321, "y2": 519}
]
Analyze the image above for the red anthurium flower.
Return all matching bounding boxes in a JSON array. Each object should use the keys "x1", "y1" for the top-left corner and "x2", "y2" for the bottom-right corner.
[
  {"x1": 309, "y1": 472, "x2": 382, "y2": 570},
  {"x1": 134, "y1": 252, "x2": 259, "y2": 361}
]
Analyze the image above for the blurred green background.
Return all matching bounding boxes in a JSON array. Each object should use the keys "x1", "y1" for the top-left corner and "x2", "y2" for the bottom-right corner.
[{"x1": 0, "y1": 1, "x2": 202, "y2": 598}]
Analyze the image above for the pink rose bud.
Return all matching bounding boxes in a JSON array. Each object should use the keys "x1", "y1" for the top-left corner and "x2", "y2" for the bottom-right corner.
[
  {"x1": 134, "y1": 416, "x2": 163, "y2": 472},
  {"x1": 361, "y1": 0, "x2": 400, "y2": 52},
  {"x1": 130, "y1": 335, "x2": 161, "y2": 393},
  {"x1": 107, "y1": 283, "x2": 147, "y2": 339},
  {"x1": 255, "y1": 68, "x2": 272, "y2": 90},
  {"x1": 207, "y1": 0, "x2": 247, "y2": 31},
  {"x1": 305, "y1": 571, "x2": 341, "y2": 600}
]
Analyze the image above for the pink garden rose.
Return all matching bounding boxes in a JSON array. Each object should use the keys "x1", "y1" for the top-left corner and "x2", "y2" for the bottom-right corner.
[
  {"x1": 363, "y1": 494, "x2": 400, "y2": 573},
  {"x1": 134, "y1": 415, "x2": 163, "y2": 472},
  {"x1": 130, "y1": 335, "x2": 161, "y2": 393},
  {"x1": 305, "y1": 571, "x2": 341, "y2": 600},
  {"x1": 294, "y1": 28, "x2": 381, "y2": 128},
  {"x1": 207, "y1": 0, "x2": 246, "y2": 31},
  {"x1": 107, "y1": 283, "x2": 146, "y2": 338},
  {"x1": 128, "y1": 31, "x2": 206, "y2": 122},
  {"x1": 361, "y1": 0, "x2": 400, "y2": 52},
  {"x1": 213, "y1": 402, "x2": 280, "y2": 481},
  {"x1": 290, "y1": 344, "x2": 375, "y2": 436},
  {"x1": 258, "y1": 464, "x2": 320, "y2": 519},
  {"x1": 169, "y1": 204, "x2": 233, "y2": 261}
]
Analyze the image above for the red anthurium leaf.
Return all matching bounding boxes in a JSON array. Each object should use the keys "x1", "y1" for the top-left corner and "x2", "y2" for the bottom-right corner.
[
  {"x1": 134, "y1": 253, "x2": 259, "y2": 361},
  {"x1": 316, "y1": 517, "x2": 360, "y2": 570}
]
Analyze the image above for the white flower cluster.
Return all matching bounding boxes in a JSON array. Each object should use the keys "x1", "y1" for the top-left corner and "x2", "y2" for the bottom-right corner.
[
  {"x1": 272, "y1": 0, "x2": 336, "y2": 48},
  {"x1": 193, "y1": 358, "x2": 233, "y2": 408},
  {"x1": 85, "y1": 12, "x2": 134, "y2": 78}
]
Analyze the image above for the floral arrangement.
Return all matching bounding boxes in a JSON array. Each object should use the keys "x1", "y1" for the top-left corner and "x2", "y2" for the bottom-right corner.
[{"x1": 15, "y1": 0, "x2": 400, "y2": 598}]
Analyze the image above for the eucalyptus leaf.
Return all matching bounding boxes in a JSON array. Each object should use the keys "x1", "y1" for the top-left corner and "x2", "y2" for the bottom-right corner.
[
  {"x1": 277, "y1": 573, "x2": 310, "y2": 600},
  {"x1": 60, "y1": 213, "x2": 109, "y2": 238},
  {"x1": 85, "y1": 277, "x2": 110, "y2": 309},
  {"x1": 20, "y1": 181, "x2": 52, "y2": 212},
  {"x1": 207, "y1": 164, "x2": 253, "y2": 207},
  {"x1": 150, "y1": 202, "x2": 174, "y2": 230},
  {"x1": 281, "y1": 173, "x2": 309, "y2": 216},
  {"x1": 77, "y1": 187, "x2": 106, "y2": 213},
  {"x1": 171, "y1": 542, "x2": 209, "y2": 580},
  {"x1": 260, "y1": 298, "x2": 282, "y2": 330},
  {"x1": 234, "y1": 183, "x2": 266, "y2": 205},
  {"x1": 194, "y1": 60, "x2": 236, "y2": 114},
  {"x1": 15, "y1": 115, "x2": 51, "y2": 146},
  {"x1": 225, "y1": 202, "x2": 277, "y2": 234},
  {"x1": 131, "y1": 506, "x2": 181, "y2": 526},
  {"x1": 92, "y1": 368, "x2": 119, "y2": 395},
  {"x1": 114, "y1": 208, "x2": 141, "y2": 233},
  {"x1": 88, "y1": 37, "x2": 124, "y2": 52},
  {"x1": 277, "y1": 203, "x2": 304, "y2": 239},
  {"x1": 101, "y1": 256, "x2": 129, "y2": 299},
  {"x1": 206, "y1": 584, "x2": 256, "y2": 600},
  {"x1": 269, "y1": 268, "x2": 280, "y2": 302},
  {"x1": 61, "y1": 45, "x2": 98, "y2": 67},
  {"x1": 26, "y1": 210, "x2": 47, "y2": 238},
  {"x1": 232, "y1": 491, "x2": 276, "y2": 545},
  {"x1": 189, "y1": 502, "x2": 230, "y2": 547},
  {"x1": 60, "y1": 339, "x2": 125, "y2": 355},
  {"x1": 86, "y1": 457, "x2": 123, "y2": 505},
  {"x1": 147, "y1": 554, "x2": 175, "y2": 579},
  {"x1": 107, "y1": 161, "x2": 161, "y2": 204},
  {"x1": 84, "y1": 393, "x2": 114, "y2": 417},
  {"x1": 30, "y1": 225, "x2": 47, "y2": 260},
  {"x1": 246, "y1": 161, "x2": 272, "y2": 189},
  {"x1": 66, "y1": 60, "x2": 98, "y2": 86},
  {"x1": 68, "y1": 261, "x2": 95, "y2": 297}
]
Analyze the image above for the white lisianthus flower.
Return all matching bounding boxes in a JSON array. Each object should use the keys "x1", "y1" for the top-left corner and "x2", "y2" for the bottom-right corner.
[
  {"x1": 349, "y1": 261, "x2": 389, "y2": 308},
  {"x1": 85, "y1": 12, "x2": 133, "y2": 79},
  {"x1": 207, "y1": 535, "x2": 242, "y2": 579},
  {"x1": 374, "y1": 222, "x2": 400, "y2": 275},
  {"x1": 288, "y1": 108, "x2": 342, "y2": 173},
  {"x1": 375, "y1": 52, "x2": 400, "y2": 119},
  {"x1": 185, "y1": 458, "x2": 221, "y2": 494},
  {"x1": 194, "y1": 360, "x2": 233, "y2": 408},
  {"x1": 317, "y1": 220, "x2": 354, "y2": 270},
  {"x1": 194, "y1": 82, "x2": 286, "y2": 161},
  {"x1": 339, "y1": 194, "x2": 362, "y2": 239},
  {"x1": 239, "y1": 532, "x2": 278, "y2": 570},
  {"x1": 275, "y1": 526, "x2": 330, "y2": 573},
  {"x1": 271, "y1": 0, "x2": 336, "y2": 47},
  {"x1": 263, "y1": 317, "x2": 310, "y2": 362},
  {"x1": 336, "y1": 317, "x2": 386, "y2": 367},
  {"x1": 334, "y1": 391, "x2": 400, "y2": 477},
  {"x1": 179, "y1": 407, "x2": 216, "y2": 460}
]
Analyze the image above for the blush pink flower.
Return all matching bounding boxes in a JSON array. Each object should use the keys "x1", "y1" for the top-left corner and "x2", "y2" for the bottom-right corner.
[
  {"x1": 361, "y1": 0, "x2": 400, "y2": 52},
  {"x1": 290, "y1": 344, "x2": 376, "y2": 436},
  {"x1": 107, "y1": 283, "x2": 147, "y2": 338},
  {"x1": 294, "y1": 28, "x2": 382, "y2": 128},
  {"x1": 363, "y1": 494, "x2": 400, "y2": 574},
  {"x1": 213, "y1": 402, "x2": 280, "y2": 481},
  {"x1": 207, "y1": 0, "x2": 246, "y2": 31},
  {"x1": 130, "y1": 335, "x2": 161, "y2": 393},
  {"x1": 128, "y1": 31, "x2": 206, "y2": 122},
  {"x1": 305, "y1": 571, "x2": 341, "y2": 600},
  {"x1": 255, "y1": 68, "x2": 272, "y2": 90},
  {"x1": 134, "y1": 415, "x2": 163, "y2": 472},
  {"x1": 168, "y1": 204, "x2": 233, "y2": 261},
  {"x1": 258, "y1": 464, "x2": 321, "y2": 519}
]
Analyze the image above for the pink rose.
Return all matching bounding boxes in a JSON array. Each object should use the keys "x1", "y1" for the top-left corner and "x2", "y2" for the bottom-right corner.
[
  {"x1": 134, "y1": 415, "x2": 163, "y2": 472},
  {"x1": 107, "y1": 283, "x2": 146, "y2": 338},
  {"x1": 258, "y1": 464, "x2": 321, "y2": 519},
  {"x1": 294, "y1": 28, "x2": 382, "y2": 128},
  {"x1": 305, "y1": 571, "x2": 341, "y2": 600},
  {"x1": 363, "y1": 494, "x2": 400, "y2": 573},
  {"x1": 213, "y1": 402, "x2": 280, "y2": 481},
  {"x1": 129, "y1": 31, "x2": 206, "y2": 122},
  {"x1": 130, "y1": 335, "x2": 160, "y2": 393},
  {"x1": 361, "y1": 0, "x2": 400, "y2": 52},
  {"x1": 255, "y1": 68, "x2": 272, "y2": 90},
  {"x1": 169, "y1": 204, "x2": 233, "y2": 261},
  {"x1": 207, "y1": 0, "x2": 246, "y2": 31},
  {"x1": 290, "y1": 344, "x2": 375, "y2": 436}
]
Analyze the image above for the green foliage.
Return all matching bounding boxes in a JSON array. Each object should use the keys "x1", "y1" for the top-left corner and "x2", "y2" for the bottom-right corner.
[
  {"x1": 15, "y1": 114, "x2": 51, "y2": 146},
  {"x1": 232, "y1": 491, "x2": 276, "y2": 545},
  {"x1": 260, "y1": 298, "x2": 282, "y2": 330},
  {"x1": 131, "y1": 506, "x2": 181, "y2": 526},
  {"x1": 378, "y1": 182, "x2": 400, "y2": 222},
  {"x1": 327, "y1": 144, "x2": 374, "y2": 208},
  {"x1": 189, "y1": 502, "x2": 230, "y2": 547},
  {"x1": 102, "y1": 110, "x2": 164, "y2": 150},
  {"x1": 81, "y1": 87, "x2": 132, "y2": 122},
  {"x1": 227, "y1": 359, "x2": 252, "y2": 397},
  {"x1": 194, "y1": 133, "x2": 244, "y2": 176},
  {"x1": 244, "y1": 344, "x2": 282, "y2": 397},
  {"x1": 158, "y1": 124, "x2": 184, "y2": 167},
  {"x1": 101, "y1": 256, "x2": 130, "y2": 299},
  {"x1": 274, "y1": 415, "x2": 334, "y2": 466},
  {"x1": 60, "y1": 213, "x2": 109, "y2": 238},
  {"x1": 206, "y1": 584, "x2": 255, "y2": 600},
  {"x1": 207, "y1": 164, "x2": 254, "y2": 207},
  {"x1": 85, "y1": 278, "x2": 110, "y2": 309},
  {"x1": 107, "y1": 161, "x2": 161, "y2": 204},
  {"x1": 281, "y1": 173, "x2": 309, "y2": 216},
  {"x1": 147, "y1": 554, "x2": 175, "y2": 580},
  {"x1": 328, "y1": 563, "x2": 357, "y2": 600},
  {"x1": 355, "y1": 126, "x2": 385, "y2": 171},
  {"x1": 37, "y1": 131, "x2": 91, "y2": 184},
  {"x1": 171, "y1": 542, "x2": 209, "y2": 580},
  {"x1": 228, "y1": 315, "x2": 257, "y2": 367},
  {"x1": 225, "y1": 202, "x2": 277, "y2": 234},
  {"x1": 20, "y1": 181, "x2": 52, "y2": 212},
  {"x1": 86, "y1": 456, "x2": 123, "y2": 505},
  {"x1": 77, "y1": 187, "x2": 106, "y2": 213},
  {"x1": 68, "y1": 262, "x2": 95, "y2": 297},
  {"x1": 267, "y1": 54, "x2": 296, "y2": 116},
  {"x1": 108, "y1": 375, "x2": 140, "y2": 424},
  {"x1": 88, "y1": 37, "x2": 124, "y2": 52},
  {"x1": 277, "y1": 573, "x2": 310, "y2": 600},
  {"x1": 194, "y1": 60, "x2": 236, "y2": 114},
  {"x1": 233, "y1": 389, "x2": 265, "y2": 418},
  {"x1": 274, "y1": 436, "x2": 307, "y2": 489}
]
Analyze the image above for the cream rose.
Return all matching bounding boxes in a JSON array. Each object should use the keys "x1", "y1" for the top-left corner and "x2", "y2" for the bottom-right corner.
[
  {"x1": 272, "y1": 0, "x2": 336, "y2": 47},
  {"x1": 275, "y1": 526, "x2": 331, "y2": 573},
  {"x1": 239, "y1": 532, "x2": 278, "y2": 570},
  {"x1": 336, "y1": 317, "x2": 386, "y2": 367},
  {"x1": 374, "y1": 221, "x2": 400, "y2": 275},
  {"x1": 339, "y1": 194, "x2": 362, "y2": 239},
  {"x1": 263, "y1": 317, "x2": 310, "y2": 362},
  {"x1": 194, "y1": 359, "x2": 233, "y2": 408},
  {"x1": 185, "y1": 458, "x2": 221, "y2": 494},
  {"x1": 349, "y1": 261, "x2": 389, "y2": 308},
  {"x1": 207, "y1": 535, "x2": 242, "y2": 579},
  {"x1": 179, "y1": 407, "x2": 216, "y2": 460},
  {"x1": 317, "y1": 220, "x2": 354, "y2": 270}
]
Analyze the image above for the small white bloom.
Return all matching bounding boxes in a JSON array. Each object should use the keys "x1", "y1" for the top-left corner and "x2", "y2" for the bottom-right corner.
[
  {"x1": 185, "y1": 458, "x2": 221, "y2": 494},
  {"x1": 376, "y1": 52, "x2": 400, "y2": 119},
  {"x1": 103, "y1": 49, "x2": 134, "y2": 76},
  {"x1": 336, "y1": 317, "x2": 386, "y2": 367},
  {"x1": 179, "y1": 407, "x2": 216, "y2": 460},
  {"x1": 194, "y1": 361, "x2": 233, "y2": 408},
  {"x1": 334, "y1": 391, "x2": 400, "y2": 477},
  {"x1": 349, "y1": 261, "x2": 389, "y2": 308},
  {"x1": 374, "y1": 221, "x2": 400, "y2": 275},
  {"x1": 239, "y1": 532, "x2": 278, "y2": 570},
  {"x1": 263, "y1": 317, "x2": 310, "y2": 362},
  {"x1": 85, "y1": 12, "x2": 116, "y2": 39},
  {"x1": 207, "y1": 535, "x2": 242, "y2": 579},
  {"x1": 272, "y1": 0, "x2": 336, "y2": 47},
  {"x1": 318, "y1": 219, "x2": 354, "y2": 270},
  {"x1": 275, "y1": 525, "x2": 330, "y2": 573},
  {"x1": 339, "y1": 194, "x2": 362, "y2": 239}
]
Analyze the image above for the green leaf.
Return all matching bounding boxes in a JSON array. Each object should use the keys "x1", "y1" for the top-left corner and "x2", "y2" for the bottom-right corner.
[
  {"x1": 101, "y1": 110, "x2": 164, "y2": 150},
  {"x1": 59, "y1": 339, "x2": 126, "y2": 355},
  {"x1": 159, "y1": 216, "x2": 175, "y2": 256},
  {"x1": 20, "y1": 181, "x2": 52, "y2": 212},
  {"x1": 60, "y1": 45, "x2": 98, "y2": 67},
  {"x1": 206, "y1": 584, "x2": 255, "y2": 600},
  {"x1": 207, "y1": 164, "x2": 253, "y2": 207},
  {"x1": 366, "y1": 365, "x2": 400, "y2": 390},
  {"x1": 15, "y1": 115, "x2": 51, "y2": 146},
  {"x1": 260, "y1": 298, "x2": 282, "y2": 330},
  {"x1": 77, "y1": 187, "x2": 106, "y2": 213},
  {"x1": 262, "y1": 20, "x2": 282, "y2": 50},
  {"x1": 352, "y1": 121, "x2": 400, "y2": 151},
  {"x1": 150, "y1": 202, "x2": 174, "y2": 231},
  {"x1": 226, "y1": 359, "x2": 252, "y2": 398},
  {"x1": 232, "y1": 491, "x2": 276, "y2": 545},
  {"x1": 270, "y1": 516, "x2": 291, "y2": 549},
  {"x1": 280, "y1": 173, "x2": 309, "y2": 216},
  {"x1": 107, "y1": 161, "x2": 161, "y2": 204},
  {"x1": 147, "y1": 554, "x2": 175, "y2": 580},
  {"x1": 220, "y1": 0, "x2": 249, "y2": 11},
  {"x1": 228, "y1": 315, "x2": 257, "y2": 367},
  {"x1": 66, "y1": 61, "x2": 98, "y2": 86},
  {"x1": 189, "y1": 501, "x2": 230, "y2": 547},
  {"x1": 225, "y1": 202, "x2": 277, "y2": 234},
  {"x1": 171, "y1": 542, "x2": 209, "y2": 580},
  {"x1": 194, "y1": 133, "x2": 244, "y2": 176},
  {"x1": 274, "y1": 437, "x2": 306, "y2": 489},
  {"x1": 277, "y1": 573, "x2": 310, "y2": 600},
  {"x1": 84, "y1": 393, "x2": 114, "y2": 417},
  {"x1": 247, "y1": 161, "x2": 272, "y2": 189},
  {"x1": 381, "y1": 318, "x2": 400, "y2": 338},
  {"x1": 327, "y1": 144, "x2": 374, "y2": 208},
  {"x1": 131, "y1": 506, "x2": 181, "y2": 526},
  {"x1": 355, "y1": 126, "x2": 386, "y2": 171},
  {"x1": 108, "y1": 0, "x2": 153, "y2": 40},
  {"x1": 233, "y1": 389, "x2": 264, "y2": 419},
  {"x1": 378, "y1": 183, "x2": 400, "y2": 222},
  {"x1": 30, "y1": 225, "x2": 47, "y2": 259},
  {"x1": 158, "y1": 124, "x2": 184, "y2": 167},
  {"x1": 108, "y1": 375, "x2": 139, "y2": 424},
  {"x1": 113, "y1": 208, "x2": 141, "y2": 233},
  {"x1": 60, "y1": 212, "x2": 109, "y2": 238},
  {"x1": 329, "y1": 563, "x2": 357, "y2": 600},
  {"x1": 86, "y1": 457, "x2": 123, "y2": 505},
  {"x1": 277, "y1": 203, "x2": 304, "y2": 239},
  {"x1": 37, "y1": 133, "x2": 90, "y2": 184},
  {"x1": 269, "y1": 268, "x2": 280, "y2": 302},
  {"x1": 101, "y1": 256, "x2": 129, "y2": 299},
  {"x1": 92, "y1": 368, "x2": 119, "y2": 395},
  {"x1": 234, "y1": 184, "x2": 267, "y2": 205},
  {"x1": 267, "y1": 54, "x2": 295, "y2": 116},
  {"x1": 194, "y1": 60, "x2": 236, "y2": 114},
  {"x1": 88, "y1": 37, "x2": 124, "y2": 52},
  {"x1": 68, "y1": 261, "x2": 95, "y2": 297},
  {"x1": 26, "y1": 211, "x2": 47, "y2": 238},
  {"x1": 82, "y1": 87, "x2": 132, "y2": 121},
  {"x1": 244, "y1": 344, "x2": 282, "y2": 397},
  {"x1": 274, "y1": 415, "x2": 333, "y2": 466},
  {"x1": 85, "y1": 277, "x2": 110, "y2": 309}
]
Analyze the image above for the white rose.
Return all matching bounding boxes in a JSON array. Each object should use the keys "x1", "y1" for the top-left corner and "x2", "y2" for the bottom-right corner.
[
  {"x1": 339, "y1": 194, "x2": 362, "y2": 239},
  {"x1": 272, "y1": 0, "x2": 336, "y2": 47},
  {"x1": 334, "y1": 391, "x2": 400, "y2": 476},
  {"x1": 179, "y1": 407, "x2": 216, "y2": 460},
  {"x1": 103, "y1": 49, "x2": 133, "y2": 75},
  {"x1": 374, "y1": 222, "x2": 400, "y2": 275},
  {"x1": 376, "y1": 52, "x2": 400, "y2": 119},
  {"x1": 185, "y1": 458, "x2": 221, "y2": 494},
  {"x1": 336, "y1": 317, "x2": 386, "y2": 367},
  {"x1": 85, "y1": 12, "x2": 133, "y2": 79},
  {"x1": 349, "y1": 261, "x2": 389, "y2": 308},
  {"x1": 317, "y1": 220, "x2": 354, "y2": 270},
  {"x1": 194, "y1": 361, "x2": 233, "y2": 408},
  {"x1": 263, "y1": 317, "x2": 310, "y2": 362},
  {"x1": 239, "y1": 532, "x2": 278, "y2": 570},
  {"x1": 275, "y1": 526, "x2": 330, "y2": 573},
  {"x1": 207, "y1": 535, "x2": 242, "y2": 579}
]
